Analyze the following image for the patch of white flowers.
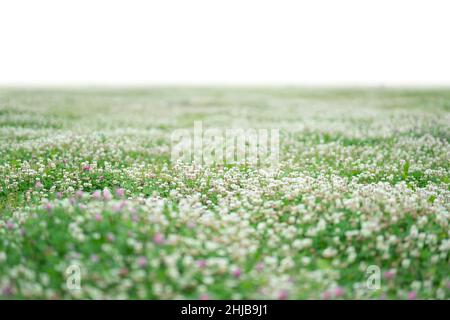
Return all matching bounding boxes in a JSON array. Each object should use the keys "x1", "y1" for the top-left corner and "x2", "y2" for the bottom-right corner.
[{"x1": 0, "y1": 89, "x2": 449, "y2": 299}]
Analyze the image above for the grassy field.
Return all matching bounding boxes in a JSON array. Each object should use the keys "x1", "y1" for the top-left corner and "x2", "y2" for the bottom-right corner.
[{"x1": 0, "y1": 87, "x2": 449, "y2": 299}]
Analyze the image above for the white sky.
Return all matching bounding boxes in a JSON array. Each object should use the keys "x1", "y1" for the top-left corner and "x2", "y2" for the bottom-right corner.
[{"x1": 1, "y1": 0, "x2": 449, "y2": 86}]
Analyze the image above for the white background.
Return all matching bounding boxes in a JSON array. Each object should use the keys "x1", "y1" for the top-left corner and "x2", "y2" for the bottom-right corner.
[{"x1": 0, "y1": 0, "x2": 449, "y2": 86}]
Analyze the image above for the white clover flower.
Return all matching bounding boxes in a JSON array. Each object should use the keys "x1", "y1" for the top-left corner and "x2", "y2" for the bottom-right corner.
[
  {"x1": 402, "y1": 259, "x2": 411, "y2": 269},
  {"x1": 323, "y1": 247, "x2": 338, "y2": 258}
]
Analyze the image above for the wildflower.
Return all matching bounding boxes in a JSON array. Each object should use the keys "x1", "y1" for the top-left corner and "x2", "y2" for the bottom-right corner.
[
  {"x1": 301, "y1": 257, "x2": 311, "y2": 266},
  {"x1": 92, "y1": 190, "x2": 102, "y2": 200},
  {"x1": 112, "y1": 202, "x2": 126, "y2": 212},
  {"x1": 35, "y1": 181, "x2": 43, "y2": 189},
  {"x1": 334, "y1": 287, "x2": 344, "y2": 298},
  {"x1": 278, "y1": 290, "x2": 288, "y2": 300},
  {"x1": 232, "y1": 267, "x2": 242, "y2": 278},
  {"x1": 6, "y1": 220, "x2": 15, "y2": 230},
  {"x1": 2, "y1": 286, "x2": 13, "y2": 296},
  {"x1": 137, "y1": 256, "x2": 148, "y2": 268},
  {"x1": 322, "y1": 247, "x2": 337, "y2": 258},
  {"x1": 82, "y1": 165, "x2": 91, "y2": 172},
  {"x1": 199, "y1": 294, "x2": 209, "y2": 300},
  {"x1": 153, "y1": 233, "x2": 165, "y2": 245},
  {"x1": 75, "y1": 190, "x2": 84, "y2": 198},
  {"x1": 106, "y1": 233, "x2": 115, "y2": 242},
  {"x1": 115, "y1": 188, "x2": 125, "y2": 198},
  {"x1": 384, "y1": 270, "x2": 396, "y2": 280},
  {"x1": 43, "y1": 202, "x2": 52, "y2": 212},
  {"x1": 402, "y1": 259, "x2": 411, "y2": 269},
  {"x1": 407, "y1": 291, "x2": 417, "y2": 300},
  {"x1": 197, "y1": 259, "x2": 207, "y2": 269},
  {"x1": 103, "y1": 188, "x2": 112, "y2": 201},
  {"x1": 255, "y1": 262, "x2": 264, "y2": 272}
]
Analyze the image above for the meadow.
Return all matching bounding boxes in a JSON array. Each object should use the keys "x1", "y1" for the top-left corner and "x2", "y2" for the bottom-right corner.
[{"x1": 0, "y1": 87, "x2": 449, "y2": 299}]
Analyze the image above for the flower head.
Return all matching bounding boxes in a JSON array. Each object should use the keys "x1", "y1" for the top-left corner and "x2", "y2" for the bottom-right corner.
[
  {"x1": 6, "y1": 220, "x2": 15, "y2": 230},
  {"x1": 137, "y1": 256, "x2": 148, "y2": 268},
  {"x1": 92, "y1": 190, "x2": 102, "y2": 200},
  {"x1": 43, "y1": 202, "x2": 52, "y2": 212},
  {"x1": 115, "y1": 188, "x2": 125, "y2": 198},
  {"x1": 75, "y1": 190, "x2": 84, "y2": 198},
  {"x1": 197, "y1": 259, "x2": 207, "y2": 269},
  {"x1": 334, "y1": 287, "x2": 345, "y2": 298},
  {"x1": 102, "y1": 188, "x2": 112, "y2": 201},
  {"x1": 278, "y1": 290, "x2": 288, "y2": 300},
  {"x1": 232, "y1": 267, "x2": 242, "y2": 278},
  {"x1": 153, "y1": 233, "x2": 165, "y2": 245},
  {"x1": 407, "y1": 291, "x2": 417, "y2": 300},
  {"x1": 106, "y1": 233, "x2": 115, "y2": 242},
  {"x1": 322, "y1": 291, "x2": 332, "y2": 300},
  {"x1": 384, "y1": 270, "x2": 396, "y2": 280}
]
